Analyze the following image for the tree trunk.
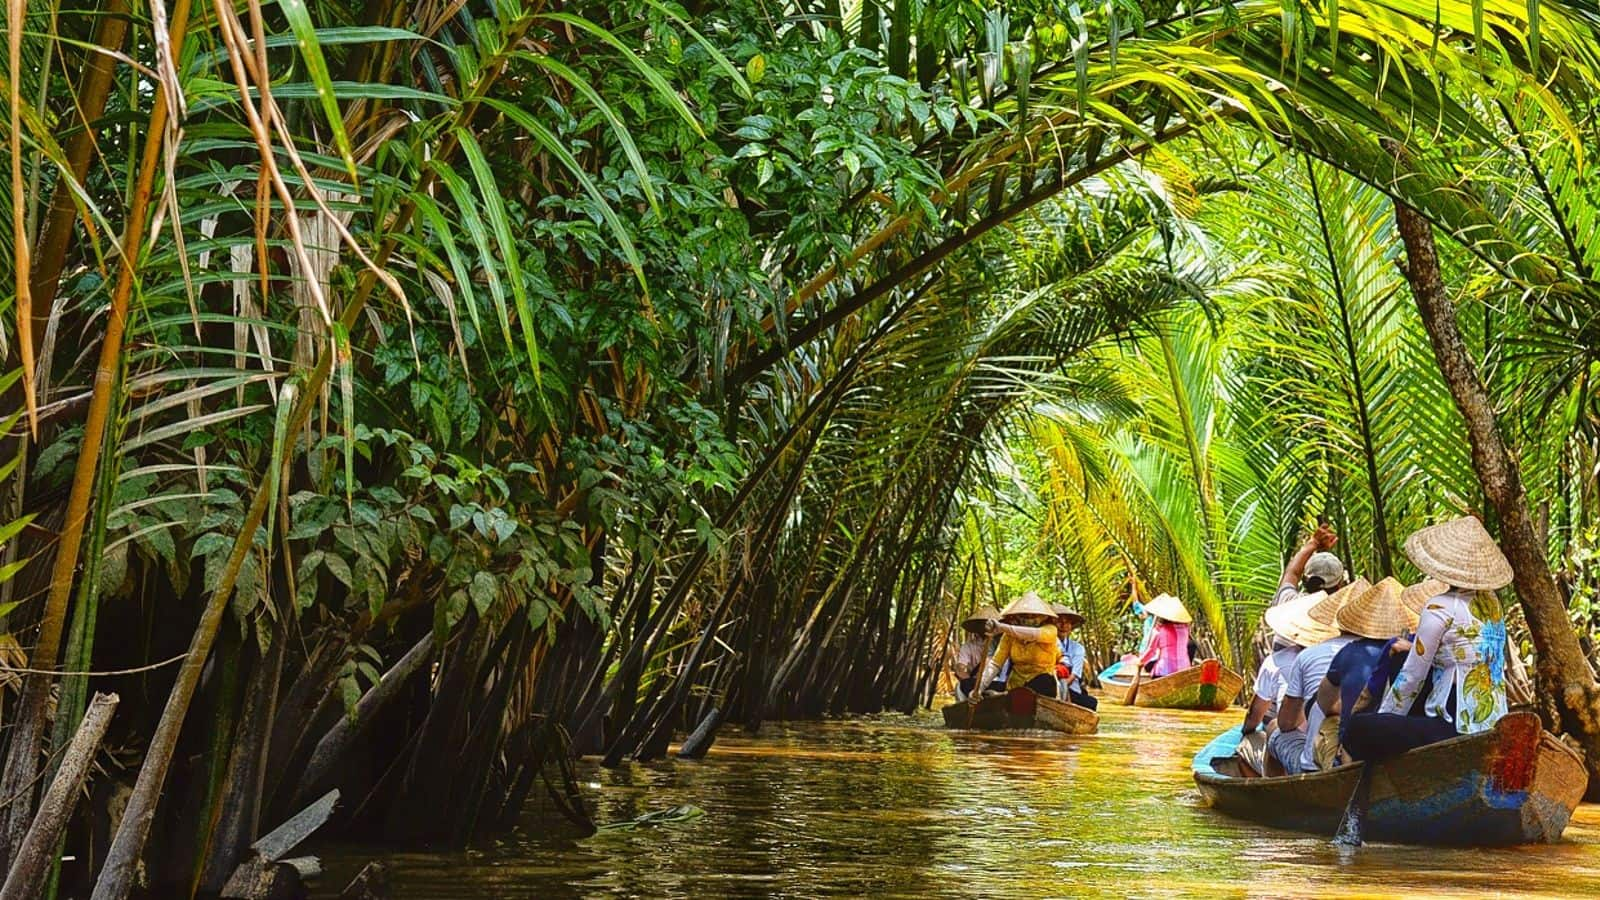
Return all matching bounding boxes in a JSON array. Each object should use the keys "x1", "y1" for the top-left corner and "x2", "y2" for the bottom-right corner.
[
  {"x1": 290, "y1": 633, "x2": 433, "y2": 810},
  {"x1": 1393, "y1": 197, "x2": 1600, "y2": 796}
]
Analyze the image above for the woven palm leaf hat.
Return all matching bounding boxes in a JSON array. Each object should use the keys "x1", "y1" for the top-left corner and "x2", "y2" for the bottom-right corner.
[
  {"x1": 1335, "y1": 577, "x2": 1411, "y2": 640},
  {"x1": 1144, "y1": 593, "x2": 1192, "y2": 624},
  {"x1": 961, "y1": 605, "x2": 1002, "y2": 632},
  {"x1": 1000, "y1": 591, "x2": 1056, "y2": 621},
  {"x1": 1306, "y1": 576, "x2": 1372, "y2": 628},
  {"x1": 1264, "y1": 592, "x2": 1338, "y2": 648},
  {"x1": 1400, "y1": 578, "x2": 1447, "y2": 622},
  {"x1": 1404, "y1": 515, "x2": 1514, "y2": 591},
  {"x1": 1051, "y1": 604, "x2": 1086, "y2": 627}
]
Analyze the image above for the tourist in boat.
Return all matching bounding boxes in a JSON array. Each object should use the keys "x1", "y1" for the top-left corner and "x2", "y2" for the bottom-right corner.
[
  {"x1": 974, "y1": 592, "x2": 1062, "y2": 697},
  {"x1": 1271, "y1": 524, "x2": 1347, "y2": 610},
  {"x1": 1236, "y1": 591, "x2": 1336, "y2": 774},
  {"x1": 1319, "y1": 577, "x2": 1441, "y2": 751},
  {"x1": 1052, "y1": 605, "x2": 1098, "y2": 710},
  {"x1": 1344, "y1": 517, "x2": 1514, "y2": 762},
  {"x1": 1137, "y1": 593, "x2": 1193, "y2": 677},
  {"x1": 953, "y1": 604, "x2": 1002, "y2": 701},
  {"x1": 1308, "y1": 577, "x2": 1414, "y2": 768},
  {"x1": 1265, "y1": 578, "x2": 1369, "y2": 774}
]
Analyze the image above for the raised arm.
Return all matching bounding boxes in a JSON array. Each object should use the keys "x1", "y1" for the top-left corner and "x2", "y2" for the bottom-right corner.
[
  {"x1": 974, "y1": 636, "x2": 1013, "y2": 695},
  {"x1": 991, "y1": 621, "x2": 1057, "y2": 643},
  {"x1": 1281, "y1": 524, "x2": 1337, "y2": 589}
]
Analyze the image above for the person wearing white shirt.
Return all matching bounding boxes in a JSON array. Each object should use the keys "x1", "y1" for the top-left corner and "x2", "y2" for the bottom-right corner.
[{"x1": 1265, "y1": 578, "x2": 1370, "y2": 774}]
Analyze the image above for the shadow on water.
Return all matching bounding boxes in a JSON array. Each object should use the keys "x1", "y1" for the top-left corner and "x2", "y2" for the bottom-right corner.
[{"x1": 313, "y1": 703, "x2": 1600, "y2": 898}]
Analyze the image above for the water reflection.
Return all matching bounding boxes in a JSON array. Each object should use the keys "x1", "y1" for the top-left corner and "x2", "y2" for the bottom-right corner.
[{"x1": 314, "y1": 704, "x2": 1600, "y2": 898}]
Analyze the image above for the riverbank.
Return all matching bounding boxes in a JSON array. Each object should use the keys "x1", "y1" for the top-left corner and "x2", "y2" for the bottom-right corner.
[{"x1": 311, "y1": 704, "x2": 1600, "y2": 898}]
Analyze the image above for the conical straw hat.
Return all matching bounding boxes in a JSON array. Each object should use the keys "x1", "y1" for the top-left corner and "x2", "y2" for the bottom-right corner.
[
  {"x1": 1307, "y1": 576, "x2": 1371, "y2": 627},
  {"x1": 1144, "y1": 593, "x2": 1191, "y2": 624},
  {"x1": 1051, "y1": 604, "x2": 1086, "y2": 626},
  {"x1": 1334, "y1": 577, "x2": 1411, "y2": 640},
  {"x1": 1404, "y1": 516, "x2": 1513, "y2": 591},
  {"x1": 1000, "y1": 591, "x2": 1055, "y2": 620},
  {"x1": 1400, "y1": 578, "x2": 1447, "y2": 619},
  {"x1": 1264, "y1": 592, "x2": 1339, "y2": 648},
  {"x1": 962, "y1": 605, "x2": 1002, "y2": 631}
]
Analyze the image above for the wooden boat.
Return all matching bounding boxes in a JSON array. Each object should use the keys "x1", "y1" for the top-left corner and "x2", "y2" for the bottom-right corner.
[
  {"x1": 1098, "y1": 658, "x2": 1244, "y2": 711},
  {"x1": 1191, "y1": 712, "x2": 1585, "y2": 845},
  {"x1": 941, "y1": 687, "x2": 1098, "y2": 735}
]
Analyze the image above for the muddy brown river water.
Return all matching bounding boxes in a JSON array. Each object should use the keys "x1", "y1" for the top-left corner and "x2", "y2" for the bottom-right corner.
[{"x1": 314, "y1": 702, "x2": 1600, "y2": 898}]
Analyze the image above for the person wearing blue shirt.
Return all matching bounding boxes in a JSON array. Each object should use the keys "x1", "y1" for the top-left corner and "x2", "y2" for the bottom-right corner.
[
  {"x1": 1052, "y1": 605, "x2": 1098, "y2": 711},
  {"x1": 1310, "y1": 577, "x2": 1413, "y2": 768}
]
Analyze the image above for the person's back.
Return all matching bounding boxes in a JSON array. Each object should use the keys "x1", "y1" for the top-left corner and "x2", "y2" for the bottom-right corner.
[
  {"x1": 1137, "y1": 594, "x2": 1194, "y2": 677},
  {"x1": 1149, "y1": 620, "x2": 1191, "y2": 676},
  {"x1": 1320, "y1": 638, "x2": 1388, "y2": 761},
  {"x1": 1268, "y1": 633, "x2": 1356, "y2": 774},
  {"x1": 1346, "y1": 517, "x2": 1514, "y2": 762},
  {"x1": 1255, "y1": 646, "x2": 1300, "y2": 720},
  {"x1": 1289, "y1": 635, "x2": 1357, "y2": 703}
]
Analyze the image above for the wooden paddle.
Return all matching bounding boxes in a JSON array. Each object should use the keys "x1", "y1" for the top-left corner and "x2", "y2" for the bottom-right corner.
[
  {"x1": 1332, "y1": 762, "x2": 1374, "y2": 847},
  {"x1": 1123, "y1": 660, "x2": 1146, "y2": 706}
]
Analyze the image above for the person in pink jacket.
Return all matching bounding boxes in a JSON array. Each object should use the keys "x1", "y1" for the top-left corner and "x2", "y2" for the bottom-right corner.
[{"x1": 1137, "y1": 593, "x2": 1194, "y2": 677}]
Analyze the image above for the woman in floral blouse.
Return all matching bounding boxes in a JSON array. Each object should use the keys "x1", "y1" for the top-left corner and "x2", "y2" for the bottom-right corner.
[{"x1": 1344, "y1": 516, "x2": 1514, "y2": 762}]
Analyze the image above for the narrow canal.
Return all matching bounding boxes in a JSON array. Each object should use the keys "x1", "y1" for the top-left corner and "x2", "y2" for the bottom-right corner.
[{"x1": 315, "y1": 704, "x2": 1600, "y2": 897}]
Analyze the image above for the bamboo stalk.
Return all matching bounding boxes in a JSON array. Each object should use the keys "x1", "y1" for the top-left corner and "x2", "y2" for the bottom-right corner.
[
  {"x1": 0, "y1": 0, "x2": 195, "y2": 860},
  {"x1": 26, "y1": 0, "x2": 130, "y2": 355},
  {"x1": 91, "y1": 10, "x2": 544, "y2": 895},
  {"x1": 8, "y1": 0, "x2": 35, "y2": 433}
]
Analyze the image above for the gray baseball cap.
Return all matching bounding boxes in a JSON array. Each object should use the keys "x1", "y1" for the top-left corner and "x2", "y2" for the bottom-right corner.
[{"x1": 1305, "y1": 551, "x2": 1348, "y2": 589}]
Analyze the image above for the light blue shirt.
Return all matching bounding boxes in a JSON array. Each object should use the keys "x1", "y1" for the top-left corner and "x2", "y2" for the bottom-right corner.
[
  {"x1": 1132, "y1": 600, "x2": 1155, "y2": 655},
  {"x1": 1058, "y1": 637, "x2": 1087, "y2": 690}
]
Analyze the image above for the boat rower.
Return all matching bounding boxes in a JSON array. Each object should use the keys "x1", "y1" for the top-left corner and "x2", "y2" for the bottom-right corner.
[
  {"x1": 952, "y1": 604, "x2": 1002, "y2": 701},
  {"x1": 1345, "y1": 517, "x2": 1513, "y2": 762},
  {"x1": 1137, "y1": 593, "x2": 1194, "y2": 678},
  {"x1": 974, "y1": 592, "x2": 1062, "y2": 698}
]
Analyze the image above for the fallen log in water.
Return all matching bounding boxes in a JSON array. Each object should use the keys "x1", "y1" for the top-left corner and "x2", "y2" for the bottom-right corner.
[
  {"x1": 677, "y1": 706, "x2": 724, "y2": 759},
  {"x1": 1, "y1": 692, "x2": 120, "y2": 900},
  {"x1": 220, "y1": 856, "x2": 320, "y2": 900},
  {"x1": 218, "y1": 791, "x2": 340, "y2": 900}
]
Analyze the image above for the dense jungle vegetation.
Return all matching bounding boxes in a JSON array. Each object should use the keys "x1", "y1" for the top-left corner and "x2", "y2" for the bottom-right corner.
[{"x1": 1, "y1": 0, "x2": 1598, "y2": 895}]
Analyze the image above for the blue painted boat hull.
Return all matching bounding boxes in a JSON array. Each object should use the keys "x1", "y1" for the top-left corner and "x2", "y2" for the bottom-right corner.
[{"x1": 1192, "y1": 712, "x2": 1586, "y2": 845}]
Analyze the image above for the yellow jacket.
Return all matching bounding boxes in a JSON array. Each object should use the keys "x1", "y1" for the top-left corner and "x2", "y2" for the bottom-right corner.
[{"x1": 990, "y1": 624, "x2": 1061, "y2": 687}]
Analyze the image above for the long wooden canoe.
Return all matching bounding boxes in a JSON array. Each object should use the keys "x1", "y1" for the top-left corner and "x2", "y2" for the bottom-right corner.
[
  {"x1": 1099, "y1": 658, "x2": 1244, "y2": 711},
  {"x1": 1191, "y1": 712, "x2": 1585, "y2": 845},
  {"x1": 941, "y1": 687, "x2": 1098, "y2": 735}
]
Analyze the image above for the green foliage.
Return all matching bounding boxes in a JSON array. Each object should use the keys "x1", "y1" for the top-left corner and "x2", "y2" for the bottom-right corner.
[{"x1": 6, "y1": 0, "x2": 1600, "y2": 858}]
